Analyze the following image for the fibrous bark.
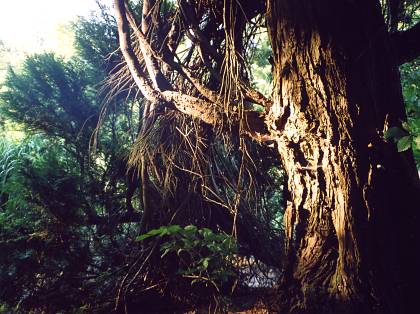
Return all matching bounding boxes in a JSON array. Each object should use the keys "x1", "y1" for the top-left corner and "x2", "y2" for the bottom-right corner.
[{"x1": 266, "y1": 1, "x2": 420, "y2": 313}]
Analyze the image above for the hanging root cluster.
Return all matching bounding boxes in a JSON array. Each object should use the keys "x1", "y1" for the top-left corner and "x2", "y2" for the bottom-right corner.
[{"x1": 102, "y1": 0, "x2": 284, "y2": 311}]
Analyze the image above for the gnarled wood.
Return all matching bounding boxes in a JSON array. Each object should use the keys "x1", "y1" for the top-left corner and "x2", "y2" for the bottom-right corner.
[{"x1": 267, "y1": 1, "x2": 420, "y2": 313}]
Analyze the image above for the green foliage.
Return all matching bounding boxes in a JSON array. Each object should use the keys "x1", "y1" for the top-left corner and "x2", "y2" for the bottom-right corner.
[
  {"x1": 0, "y1": 10, "x2": 139, "y2": 312},
  {"x1": 0, "y1": 303, "x2": 11, "y2": 314},
  {"x1": 137, "y1": 225, "x2": 237, "y2": 289},
  {"x1": 400, "y1": 59, "x2": 420, "y2": 163},
  {"x1": 382, "y1": 60, "x2": 420, "y2": 158},
  {"x1": 0, "y1": 53, "x2": 98, "y2": 156},
  {"x1": 397, "y1": 135, "x2": 411, "y2": 152},
  {"x1": 136, "y1": 224, "x2": 183, "y2": 241},
  {"x1": 0, "y1": 122, "x2": 136, "y2": 313},
  {"x1": 72, "y1": 13, "x2": 119, "y2": 78},
  {"x1": 250, "y1": 31, "x2": 273, "y2": 97},
  {"x1": 0, "y1": 138, "x2": 34, "y2": 231},
  {"x1": 384, "y1": 126, "x2": 406, "y2": 142},
  {"x1": 0, "y1": 136, "x2": 83, "y2": 311},
  {"x1": 384, "y1": 125, "x2": 413, "y2": 152}
]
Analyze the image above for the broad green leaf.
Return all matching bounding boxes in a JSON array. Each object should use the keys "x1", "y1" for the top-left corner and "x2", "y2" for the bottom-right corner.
[
  {"x1": 414, "y1": 135, "x2": 420, "y2": 148},
  {"x1": 136, "y1": 233, "x2": 153, "y2": 241},
  {"x1": 384, "y1": 126, "x2": 405, "y2": 142},
  {"x1": 202, "y1": 257, "x2": 210, "y2": 269},
  {"x1": 397, "y1": 136, "x2": 412, "y2": 152},
  {"x1": 199, "y1": 228, "x2": 213, "y2": 239},
  {"x1": 167, "y1": 225, "x2": 182, "y2": 234},
  {"x1": 136, "y1": 228, "x2": 163, "y2": 241},
  {"x1": 402, "y1": 121, "x2": 411, "y2": 132},
  {"x1": 184, "y1": 225, "x2": 197, "y2": 232}
]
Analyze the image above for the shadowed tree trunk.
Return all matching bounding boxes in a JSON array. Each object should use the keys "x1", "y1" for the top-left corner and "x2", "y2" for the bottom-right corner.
[{"x1": 266, "y1": 1, "x2": 420, "y2": 313}]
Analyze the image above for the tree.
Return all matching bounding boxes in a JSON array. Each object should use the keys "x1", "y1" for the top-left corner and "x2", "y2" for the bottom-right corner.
[
  {"x1": 0, "y1": 12, "x2": 145, "y2": 312},
  {"x1": 112, "y1": 0, "x2": 420, "y2": 313}
]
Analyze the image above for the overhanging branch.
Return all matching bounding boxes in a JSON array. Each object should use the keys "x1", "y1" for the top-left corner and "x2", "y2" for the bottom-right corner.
[
  {"x1": 113, "y1": 0, "x2": 271, "y2": 141},
  {"x1": 391, "y1": 22, "x2": 420, "y2": 65},
  {"x1": 124, "y1": 0, "x2": 172, "y2": 92},
  {"x1": 113, "y1": 0, "x2": 162, "y2": 103}
]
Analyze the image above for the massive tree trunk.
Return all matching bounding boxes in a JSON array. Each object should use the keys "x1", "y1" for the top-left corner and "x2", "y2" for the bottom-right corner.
[{"x1": 266, "y1": 1, "x2": 420, "y2": 313}]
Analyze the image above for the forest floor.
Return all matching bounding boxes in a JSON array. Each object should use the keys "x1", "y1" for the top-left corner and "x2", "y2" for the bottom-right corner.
[
  {"x1": 184, "y1": 287, "x2": 277, "y2": 314},
  {"x1": 124, "y1": 286, "x2": 277, "y2": 313}
]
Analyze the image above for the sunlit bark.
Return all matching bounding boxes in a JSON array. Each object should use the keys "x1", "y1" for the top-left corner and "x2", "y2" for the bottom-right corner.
[{"x1": 267, "y1": 1, "x2": 420, "y2": 313}]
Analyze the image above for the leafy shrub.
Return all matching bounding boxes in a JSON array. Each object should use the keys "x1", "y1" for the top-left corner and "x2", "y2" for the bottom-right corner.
[{"x1": 137, "y1": 225, "x2": 237, "y2": 291}]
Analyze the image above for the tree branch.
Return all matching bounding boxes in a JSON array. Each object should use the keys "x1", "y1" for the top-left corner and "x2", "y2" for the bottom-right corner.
[
  {"x1": 161, "y1": 91, "x2": 222, "y2": 125},
  {"x1": 124, "y1": 0, "x2": 172, "y2": 91},
  {"x1": 391, "y1": 22, "x2": 420, "y2": 65},
  {"x1": 114, "y1": 0, "x2": 270, "y2": 141},
  {"x1": 113, "y1": 0, "x2": 162, "y2": 103},
  {"x1": 114, "y1": 0, "x2": 222, "y2": 124},
  {"x1": 125, "y1": 6, "x2": 222, "y2": 105}
]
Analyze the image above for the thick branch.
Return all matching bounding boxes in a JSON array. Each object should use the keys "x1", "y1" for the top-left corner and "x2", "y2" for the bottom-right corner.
[
  {"x1": 141, "y1": 0, "x2": 155, "y2": 36},
  {"x1": 391, "y1": 22, "x2": 420, "y2": 65},
  {"x1": 114, "y1": 0, "x2": 270, "y2": 141},
  {"x1": 124, "y1": 1, "x2": 271, "y2": 108},
  {"x1": 125, "y1": 11, "x2": 222, "y2": 104},
  {"x1": 113, "y1": 0, "x2": 162, "y2": 103},
  {"x1": 161, "y1": 91, "x2": 222, "y2": 125},
  {"x1": 115, "y1": 0, "x2": 219, "y2": 120},
  {"x1": 124, "y1": 0, "x2": 172, "y2": 91}
]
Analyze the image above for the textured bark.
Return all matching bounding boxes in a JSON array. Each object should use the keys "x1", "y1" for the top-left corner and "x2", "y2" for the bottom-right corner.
[{"x1": 266, "y1": 1, "x2": 420, "y2": 313}]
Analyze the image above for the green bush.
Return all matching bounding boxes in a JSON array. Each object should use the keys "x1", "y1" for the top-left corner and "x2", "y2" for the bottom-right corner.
[{"x1": 137, "y1": 225, "x2": 237, "y2": 291}]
